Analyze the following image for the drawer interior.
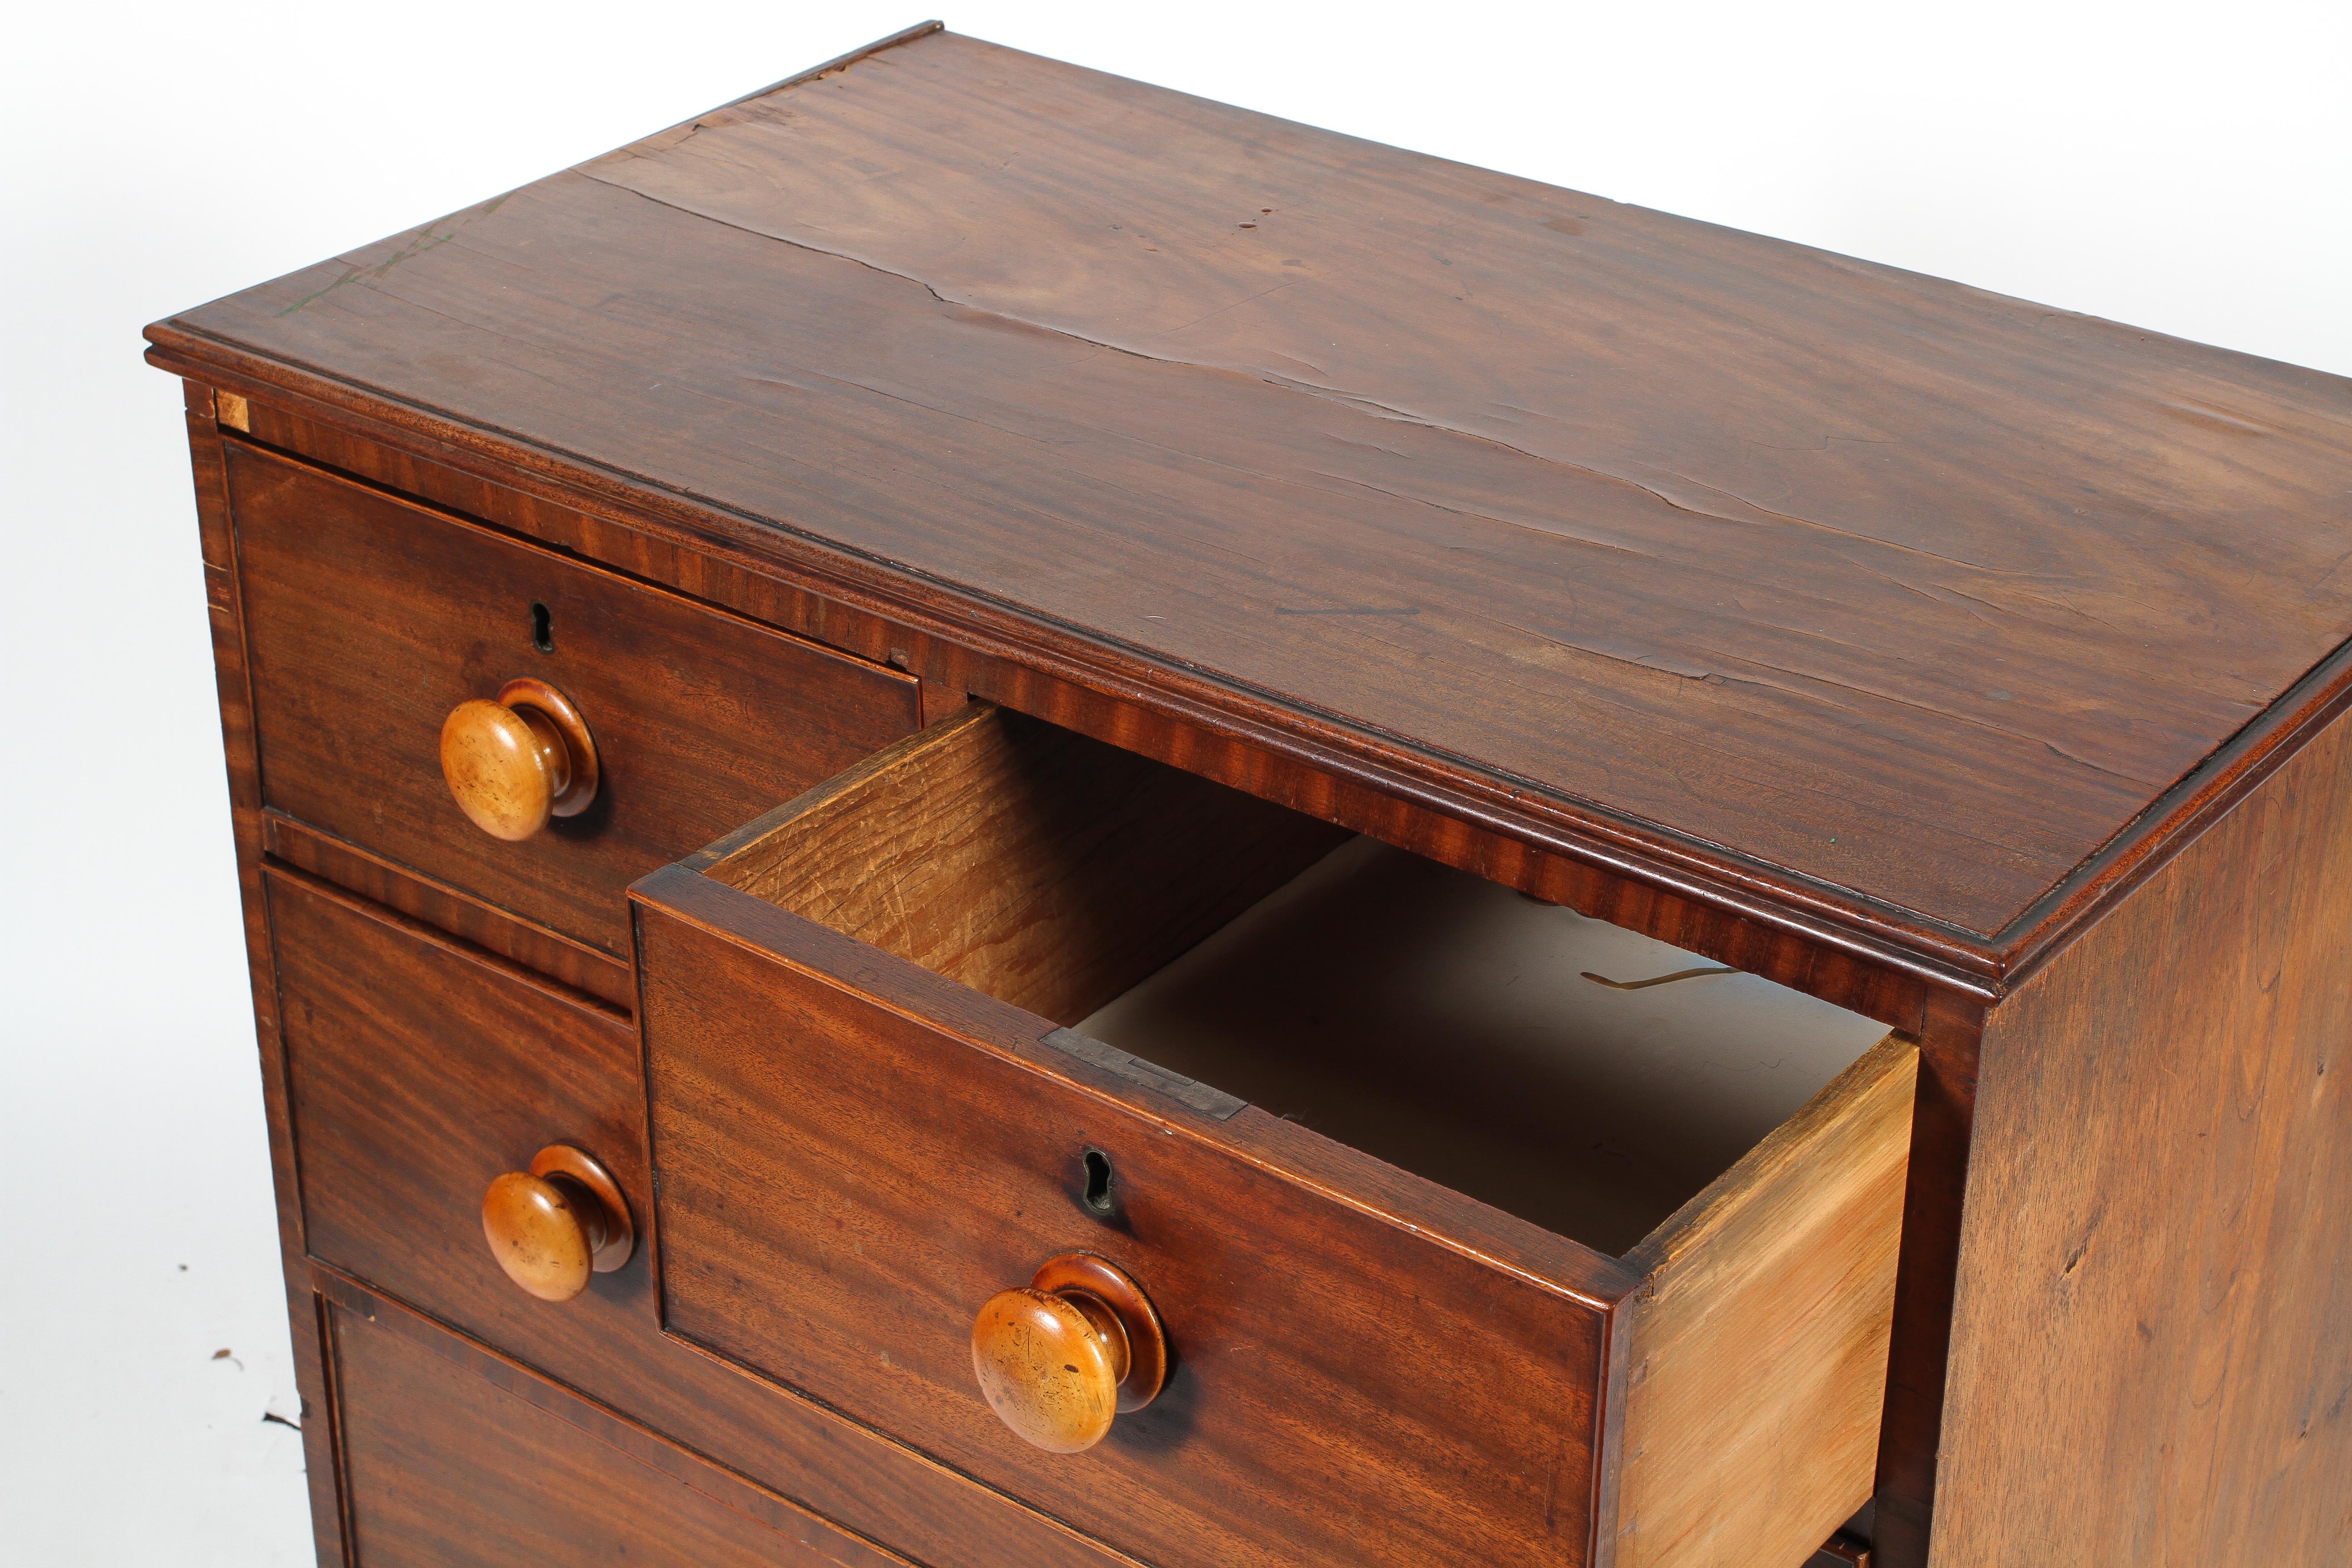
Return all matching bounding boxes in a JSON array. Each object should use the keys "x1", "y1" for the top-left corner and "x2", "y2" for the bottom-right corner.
[{"x1": 702, "y1": 703, "x2": 1890, "y2": 1255}]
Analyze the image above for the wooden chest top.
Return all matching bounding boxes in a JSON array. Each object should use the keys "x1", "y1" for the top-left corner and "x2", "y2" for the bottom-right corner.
[{"x1": 149, "y1": 23, "x2": 2352, "y2": 966}]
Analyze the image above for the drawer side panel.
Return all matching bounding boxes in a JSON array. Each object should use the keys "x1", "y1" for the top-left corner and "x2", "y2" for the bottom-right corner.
[{"x1": 1609, "y1": 1035, "x2": 1916, "y2": 1568}]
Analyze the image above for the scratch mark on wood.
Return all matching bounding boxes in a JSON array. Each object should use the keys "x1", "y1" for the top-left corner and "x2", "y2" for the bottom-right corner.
[{"x1": 276, "y1": 195, "x2": 512, "y2": 316}]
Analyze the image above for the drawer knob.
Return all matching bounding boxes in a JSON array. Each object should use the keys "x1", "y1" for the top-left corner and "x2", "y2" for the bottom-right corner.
[
  {"x1": 480, "y1": 1144, "x2": 634, "y2": 1302},
  {"x1": 440, "y1": 677, "x2": 599, "y2": 842},
  {"x1": 972, "y1": 1252, "x2": 1166, "y2": 1453}
]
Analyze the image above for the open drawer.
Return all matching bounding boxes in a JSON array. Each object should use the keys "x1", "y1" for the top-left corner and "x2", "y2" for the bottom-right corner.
[{"x1": 630, "y1": 704, "x2": 1916, "y2": 1568}]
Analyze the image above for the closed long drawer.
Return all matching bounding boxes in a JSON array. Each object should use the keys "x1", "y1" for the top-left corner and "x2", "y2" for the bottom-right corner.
[
  {"x1": 632, "y1": 703, "x2": 1918, "y2": 1568},
  {"x1": 325, "y1": 1286, "x2": 906, "y2": 1568},
  {"x1": 230, "y1": 439, "x2": 920, "y2": 957},
  {"x1": 269, "y1": 865, "x2": 1125, "y2": 1568}
]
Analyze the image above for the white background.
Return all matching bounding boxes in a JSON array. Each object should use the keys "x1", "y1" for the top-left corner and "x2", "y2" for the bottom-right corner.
[{"x1": 4, "y1": 2, "x2": 2346, "y2": 1561}]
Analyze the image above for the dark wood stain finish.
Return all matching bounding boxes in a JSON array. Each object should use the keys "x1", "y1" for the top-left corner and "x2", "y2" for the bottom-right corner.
[
  {"x1": 267, "y1": 865, "x2": 1129, "y2": 1568},
  {"x1": 150, "y1": 22, "x2": 2352, "y2": 1568},
  {"x1": 265, "y1": 812, "x2": 635, "y2": 1007},
  {"x1": 634, "y1": 716, "x2": 1911, "y2": 1568},
  {"x1": 153, "y1": 27, "x2": 2352, "y2": 966},
  {"x1": 1931, "y1": 714, "x2": 2352, "y2": 1563},
  {"x1": 966, "y1": 659, "x2": 1938, "y2": 1027},
  {"x1": 636, "y1": 871, "x2": 1622, "y2": 1568},
  {"x1": 221, "y1": 392, "x2": 922, "y2": 682},
  {"x1": 181, "y1": 384, "x2": 349, "y2": 1568},
  {"x1": 230, "y1": 439, "x2": 920, "y2": 956},
  {"x1": 221, "y1": 362, "x2": 1940, "y2": 1022},
  {"x1": 1869, "y1": 989, "x2": 1985, "y2": 1567},
  {"x1": 172, "y1": 363, "x2": 1954, "y2": 1014},
  {"x1": 325, "y1": 1290, "x2": 913, "y2": 1568}
]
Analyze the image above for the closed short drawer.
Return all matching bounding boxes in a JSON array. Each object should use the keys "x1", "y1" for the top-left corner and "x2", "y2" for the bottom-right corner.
[
  {"x1": 632, "y1": 704, "x2": 1917, "y2": 1568},
  {"x1": 230, "y1": 440, "x2": 920, "y2": 956},
  {"x1": 269, "y1": 865, "x2": 1128, "y2": 1568}
]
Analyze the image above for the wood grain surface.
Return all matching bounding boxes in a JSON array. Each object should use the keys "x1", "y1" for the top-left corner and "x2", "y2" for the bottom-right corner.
[
  {"x1": 181, "y1": 385, "x2": 350, "y2": 1568},
  {"x1": 154, "y1": 26, "x2": 2352, "y2": 944},
  {"x1": 267, "y1": 866, "x2": 1130, "y2": 1568},
  {"x1": 160, "y1": 27, "x2": 2352, "y2": 1567},
  {"x1": 636, "y1": 872, "x2": 1623, "y2": 1568},
  {"x1": 325, "y1": 1291, "x2": 914, "y2": 1568},
  {"x1": 1610, "y1": 1035, "x2": 1915, "y2": 1568},
  {"x1": 1869, "y1": 989, "x2": 1986, "y2": 1568},
  {"x1": 180, "y1": 368, "x2": 1951, "y2": 1017},
  {"x1": 639, "y1": 828, "x2": 1913, "y2": 1567},
  {"x1": 265, "y1": 812, "x2": 634, "y2": 1006},
  {"x1": 230, "y1": 440, "x2": 919, "y2": 955},
  {"x1": 703, "y1": 704, "x2": 1348, "y2": 1024},
  {"x1": 1931, "y1": 710, "x2": 2352, "y2": 1562}
]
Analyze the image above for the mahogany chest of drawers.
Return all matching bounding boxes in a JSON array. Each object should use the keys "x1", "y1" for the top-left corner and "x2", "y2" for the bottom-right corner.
[{"x1": 150, "y1": 23, "x2": 2352, "y2": 1568}]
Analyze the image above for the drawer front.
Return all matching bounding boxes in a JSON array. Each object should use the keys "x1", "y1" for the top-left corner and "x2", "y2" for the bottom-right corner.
[
  {"x1": 636, "y1": 876, "x2": 1621, "y2": 1568},
  {"x1": 231, "y1": 440, "x2": 920, "y2": 956},
  {"x1": 326, "y1": 1289, "x2": 903, "y2": 1568},
  {"x1": 269, "y1": 867, "x2": 1126, "y2": 1568},
  {"x1": 633, "y1": 704, "x2": 1913, "y2": 1568}
]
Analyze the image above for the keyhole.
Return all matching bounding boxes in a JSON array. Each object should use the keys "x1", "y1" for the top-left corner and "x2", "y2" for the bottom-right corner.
[
  {"x1": 531, "y1": 602, "x2": 554, "y2": 654},
  {"x1": 1081, "y1": 1150, "x2": 1115, "y2": 1215}
]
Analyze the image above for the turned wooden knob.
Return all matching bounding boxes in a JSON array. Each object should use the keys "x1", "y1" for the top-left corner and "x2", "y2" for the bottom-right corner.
[
  {"x1": 440, "y1": 677, "x2": 598, "y2": 842},
  {"x1": 972, "y1": 1253, "x2": 1166, "y2": 1453},
  {"x1": 480, "y1": 1145, "x2": 634, "y2": 1303}
]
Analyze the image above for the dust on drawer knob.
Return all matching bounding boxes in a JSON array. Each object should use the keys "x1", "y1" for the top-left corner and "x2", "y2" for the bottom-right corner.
[
  {"x1": 439, "y1": 677, "x2": 598, "y2": 842},
  {"x1": 480, "y1": 1144, "x2": 634, "y2": 1303},
  {"x1": 972, "y1": 1252, "x2": 1167, "y2": 1453}
]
